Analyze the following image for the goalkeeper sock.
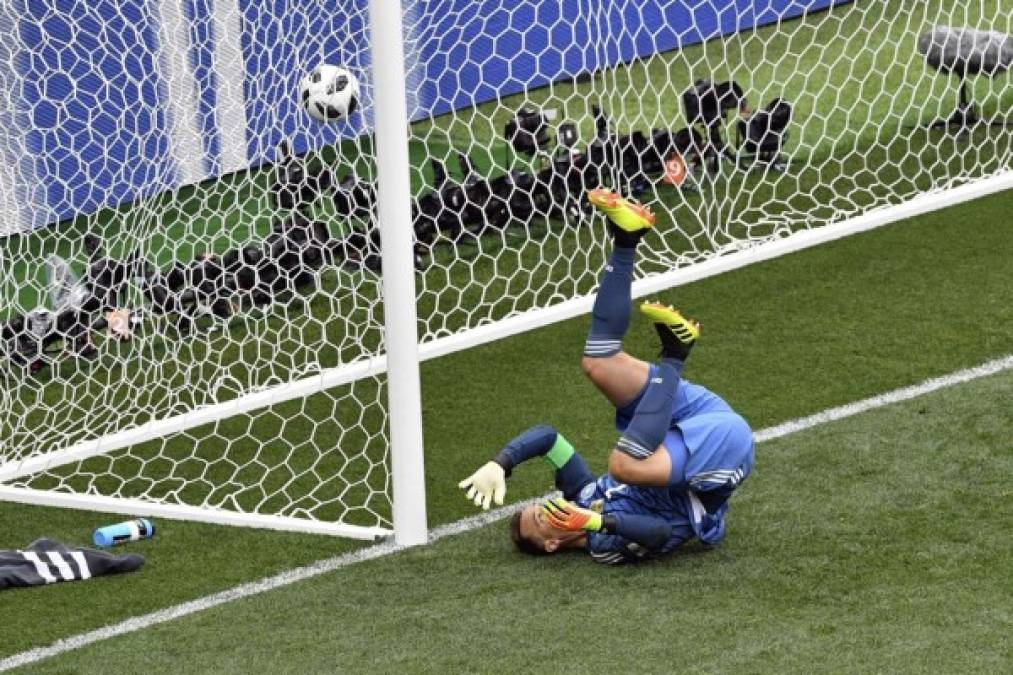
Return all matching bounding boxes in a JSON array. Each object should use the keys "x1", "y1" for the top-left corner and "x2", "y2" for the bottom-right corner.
[
  {"x1": 584, "y1": 247, "x2": 635, "y2": 358},
  {"x1": 608, "y1": 223, "x2": 646, "y2": 249},
  {"x1": 617, "y1": 362, "x2": 678, "y2": 459}
]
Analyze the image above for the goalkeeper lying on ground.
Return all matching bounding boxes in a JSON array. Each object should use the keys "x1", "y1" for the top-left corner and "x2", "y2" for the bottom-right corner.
[{"x1": 459, "y1": 189, "x2": 754, "y2": 563}]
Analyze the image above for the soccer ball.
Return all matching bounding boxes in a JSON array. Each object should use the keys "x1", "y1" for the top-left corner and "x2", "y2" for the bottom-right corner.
[{"x1": 299, "y1": 65, "x2": 360, "y2": 122}]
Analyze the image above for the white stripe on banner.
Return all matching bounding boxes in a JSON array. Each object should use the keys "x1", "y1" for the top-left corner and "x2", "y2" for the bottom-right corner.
[
  {"x1": 19, "y1": 551, "x2": 57, "y2": 584},
  {"x1": 211, "y1": 0, "x2": 249, "y2": 173},
  {"x1": 0, "y1": 1, "x2": 25, "y2": 235},
  {"x1": 69, "y1": 551, "x2": 92, "y2": 580},
  {"x1": 155, "y1": 0, "x2": 206, "y2": 185},
  {"x1": 45, "y1": 551, "x2": 76, "y2": 581},
  {"x1": 0, "y1": 158, "x2": 22, "y2": 236}
]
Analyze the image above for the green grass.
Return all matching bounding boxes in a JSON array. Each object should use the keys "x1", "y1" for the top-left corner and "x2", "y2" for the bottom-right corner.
[
  {"x1": 20, "y1": 367, "x2": 1013, "y2": 674},
  {"x1": 2, "y1": 186, "x2": 1012, "y2": 671}
]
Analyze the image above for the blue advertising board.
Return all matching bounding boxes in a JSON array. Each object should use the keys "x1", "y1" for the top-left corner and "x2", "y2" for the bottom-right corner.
[{"x1": 1, "y1": 0, "x2": 850, "y2": 233}]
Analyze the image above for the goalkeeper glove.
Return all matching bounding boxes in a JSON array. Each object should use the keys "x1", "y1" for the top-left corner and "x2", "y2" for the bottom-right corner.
[
  {"x1": 458, "y1": 461, "x2": 507, "y2": 510},
  {"x1": 542, "y1": 497, "x2": 603, "y2": 532}
]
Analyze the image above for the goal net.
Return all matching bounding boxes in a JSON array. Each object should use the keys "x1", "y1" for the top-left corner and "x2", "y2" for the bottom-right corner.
[{"x1": 1, "y1": 0, "x2": 1010, "y2": 539}]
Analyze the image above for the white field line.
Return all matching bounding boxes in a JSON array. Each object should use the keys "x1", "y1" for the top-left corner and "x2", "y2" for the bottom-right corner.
[
  {"x1": 754, "y1": 354, "x2": 1013, "y2": 443},
  {"x1": 2, "y1": 353, "x2": 1012, "y2": 672}
]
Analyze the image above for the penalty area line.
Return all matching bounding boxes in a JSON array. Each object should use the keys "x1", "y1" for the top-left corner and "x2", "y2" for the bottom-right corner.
[{"x1": 2, "y1": 353, "x2": 1012, "y2": 672}]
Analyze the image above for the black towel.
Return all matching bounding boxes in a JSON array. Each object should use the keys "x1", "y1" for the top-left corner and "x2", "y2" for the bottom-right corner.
[{"x1": 0, "y1": 538, "x2": 143, "y2": 590}]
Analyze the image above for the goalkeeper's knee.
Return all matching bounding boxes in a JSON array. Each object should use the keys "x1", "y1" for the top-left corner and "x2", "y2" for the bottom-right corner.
[{"x1": 608, "y1": 447, "x2": 671, "y2": 486}]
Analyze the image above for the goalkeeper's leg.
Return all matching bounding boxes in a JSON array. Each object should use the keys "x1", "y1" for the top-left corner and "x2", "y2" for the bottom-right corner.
[
  {"x1": 584, "y1": 190, "x2": 701, "y2": 485},
  {"x1": 608, "y1": 305, "x2": 700, "y2": 486},
  {"x1": 581, "y1": 189, "x2": 655, "y2": 407}
]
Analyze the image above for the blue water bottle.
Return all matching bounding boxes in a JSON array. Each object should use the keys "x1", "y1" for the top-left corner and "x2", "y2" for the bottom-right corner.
[{"x1": 93, "y1": 518, "x2": 155, "y2": 547}]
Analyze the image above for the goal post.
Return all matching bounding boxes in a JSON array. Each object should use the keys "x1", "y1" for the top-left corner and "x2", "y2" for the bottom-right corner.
[
  {"x1": 0, "y1": 0, "x2": 1009, "y2": 540},
  {"x1": 369, "y1": 0, "x2": 428, "y2": 546}
]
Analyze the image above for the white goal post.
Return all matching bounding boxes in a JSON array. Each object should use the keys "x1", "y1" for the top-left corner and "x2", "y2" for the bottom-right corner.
[{"x1": 0, "y1": 0, "x2": 1009, "y2": 542}]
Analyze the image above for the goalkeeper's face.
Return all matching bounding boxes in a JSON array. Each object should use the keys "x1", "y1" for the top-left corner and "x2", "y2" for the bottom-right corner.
[{"x1": 513, "y1": 505, "x2": 585, "y2": 555}]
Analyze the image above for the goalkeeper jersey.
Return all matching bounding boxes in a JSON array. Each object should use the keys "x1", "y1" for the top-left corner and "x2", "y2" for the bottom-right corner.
[
  {"x1": 0, "y1": 539, "x2": 144, "y2": 590},
  {"x1": 573, "y1": 474, "x2": 698, "y2": 564},
  {"x1": 615, "y1": 374, "x2": 735, "y2": 432},
  {"x1": 614, "y1": 373, "x2": 754, "y2": 547}
]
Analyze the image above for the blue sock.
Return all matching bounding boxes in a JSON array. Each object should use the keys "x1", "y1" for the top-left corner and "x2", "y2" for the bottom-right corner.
[
  {"x1": 660, "y1": 356, "x2": 686, "y2": 372},
  {"x1": 617, "y1": 362, "x2": 679, "y2": 459},
  {"x1": 584, "y1": 247, "x2": 635, "y2": 358}
]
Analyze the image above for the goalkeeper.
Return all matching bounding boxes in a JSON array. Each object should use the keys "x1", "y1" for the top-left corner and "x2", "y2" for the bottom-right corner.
[{"x1": 458, "y1": 189, "x2": 754, "y2": 563}]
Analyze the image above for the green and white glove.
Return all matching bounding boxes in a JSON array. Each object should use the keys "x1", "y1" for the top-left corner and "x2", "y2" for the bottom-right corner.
[{"x1": 458, "y1": 461, "x2": 507, "y2": 510}]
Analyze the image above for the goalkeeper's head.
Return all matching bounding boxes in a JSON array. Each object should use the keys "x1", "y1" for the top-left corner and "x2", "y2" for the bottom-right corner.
[{"x1": 509, "y1": 505, "x2": 585, "y2": 555}]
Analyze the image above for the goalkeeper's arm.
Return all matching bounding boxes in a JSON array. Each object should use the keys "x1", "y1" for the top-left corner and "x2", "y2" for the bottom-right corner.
[
  {"x1": 543, "y1": 497, "x2": 673, "y2": 552},
  {"x1": 458, "y1": 425, "x2": 595, "y2": 510}
]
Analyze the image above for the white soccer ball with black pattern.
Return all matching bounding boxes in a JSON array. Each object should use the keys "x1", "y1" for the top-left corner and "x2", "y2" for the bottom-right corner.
[{"x1": 299, "y1": 65, "x2": 360, "y2": 123}]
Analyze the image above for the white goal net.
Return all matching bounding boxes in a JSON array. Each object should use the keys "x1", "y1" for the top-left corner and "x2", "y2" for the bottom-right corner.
[{"x1": 1, "y1": 0, "x2": 1010, "y2": 539}]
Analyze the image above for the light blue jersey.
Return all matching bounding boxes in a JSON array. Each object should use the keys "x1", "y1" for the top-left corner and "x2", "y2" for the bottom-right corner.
[
  {"x1": 616, "y1": 376, "x2": 735, "y2": 430},
  {"x1": 610, "y1": 373, "x2": 755, "y2": 557},
  {"x1": 617, "y1": 374, "x2": 753, "y2": 487}
]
